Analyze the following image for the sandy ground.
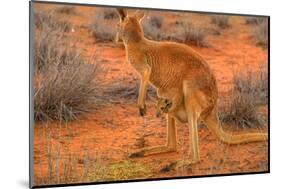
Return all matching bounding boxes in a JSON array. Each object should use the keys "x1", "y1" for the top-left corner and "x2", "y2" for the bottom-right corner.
[{"x1": 33, "y1": 3, "x2": 268, "y2": 186}]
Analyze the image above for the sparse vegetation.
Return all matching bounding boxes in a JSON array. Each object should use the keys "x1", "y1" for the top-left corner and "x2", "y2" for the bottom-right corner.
[
  {"x1": 220, "y1": 67, "x2": 268, "y2": 128},
  {"x1": 176, "y1": 21, "x2": 209, "y2": 47},
  {"x1": 245, "y1": 17, "x2": 268, "y2": 47},
  {"x1": 92, "y1": 160, "x2": 153, "y2": 181},
  {"x1": 252, "y1": 20, "x2": 268, "y2": 46},
  {"x1": 34, "y1": 125, "x2": 152, "y2": 185},
  {"x1": 142, "y1": 16, "x2": 208, "y2": 47},
  {"x1": 142, "y1": 15, "x2": 166, "y2": 41},
  {"x1": 245, "y1": 17, "x2": 266, "y2": 25},
  {"x1": 211, "y1": 15, "x2": 230, "y2": 29},
  {"x1": 33, "y1": 5, "x2": 269, "y2": 186},
  {"x1": 90, "y1": 9, "x2": 118, "y2": 42},
  {"x1": 56, "y1": 6, "x2": 77, "y2": 15},
  {"x1": 34, "y1": 29, "x2": 101, "y2": 121},
  {"x1": 142, "y1": 15, "x2": 209, "y2": 47},
  {"x1": 102, "y1": 8, "x2": 119, "y2": 20},
  {"x1": 34, "y1": 11, "x2": 72, "y2": 32},
  {"x1": 104, "y1": 80, "x2": 157, "y2": 102}
]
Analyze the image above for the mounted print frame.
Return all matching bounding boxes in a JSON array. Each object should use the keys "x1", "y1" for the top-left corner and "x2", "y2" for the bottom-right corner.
[{"x1": 29, "y1": 0, "x2": 270, "y2": 188}]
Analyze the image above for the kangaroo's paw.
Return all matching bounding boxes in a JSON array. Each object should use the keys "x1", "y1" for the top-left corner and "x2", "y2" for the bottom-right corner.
[{"x1": 139, "y1": 104, "x2": 147, "y2": 116}]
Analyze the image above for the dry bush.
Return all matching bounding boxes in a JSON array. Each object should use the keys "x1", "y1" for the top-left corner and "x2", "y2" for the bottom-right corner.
[
  {"x1": 252, "y1": 20, "x2": 268, "y2": 47},
  {"x1": 102, "y1": 8, "x2": 119, "y2": 20},
  {"x1": 34, "y1": 11, "x2": 72, "y2": 32},
  {"x1": 245, "y1": 17, "x2": 268, "y2": 46},
  {"x1": 245, "y1": 17, "x2": 266, "y2": 25},
  {"x1": 90, "y1": 9, "x2": 118, "y2": 42},
  {"x1": 34, "y1": 30, "x2": 101, "y2": 121},
  {"x1": 33, "y1": 29, "x2": 84, "y2": 72},
  {"x1": 142, "y1": 15, "x2": 166, "y2": 41},
  {"x1": 103, "y1": 81, "x2": 157, "y2": 103},
  {"x1": 34, "y1": 126, "x2": 152, "y2": 185},
  {"x1": 220, "y1": 67, "x2": 268, "y2": 128},
  {"x1": 142, "y1": 16, "x2": 208, "y2": 47},
  {"x1": 55, "y1": 6, "x2": 77, "y2": 15},
  {"x1": 211, "y1": 15, "x2": 230, "y2": 29},
  {"x1": 176, "y1": 21, "x2": 209, "y2": 47}
]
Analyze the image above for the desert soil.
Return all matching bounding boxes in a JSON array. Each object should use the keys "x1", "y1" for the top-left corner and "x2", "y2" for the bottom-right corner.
[{"x1": 33, "y1": 3, "x2": 268, "y2": 186}]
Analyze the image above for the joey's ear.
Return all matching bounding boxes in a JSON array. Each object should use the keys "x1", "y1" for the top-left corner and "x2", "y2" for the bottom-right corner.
[
  {"x1": 116, "y1": 8, "x2": 127, "y2": 21},
  {"x1": 133, "y1": 10, "x2": 146, "y2": 22}
]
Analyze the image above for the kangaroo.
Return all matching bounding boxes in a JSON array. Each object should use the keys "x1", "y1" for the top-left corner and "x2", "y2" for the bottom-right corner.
[
  {"x1": 156, "y1": 98, "x2": 173, "y2": 117},
  {"x1": 116, "y1": 8, "x2": 268, "y2": 168}
]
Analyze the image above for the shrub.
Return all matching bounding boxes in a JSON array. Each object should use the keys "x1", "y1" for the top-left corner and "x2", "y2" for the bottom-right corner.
[
  {"x1": 220, "y1": 68, "x2": 268, "y2": 128},
  {"x1": 34, "y1": 11, "x2": 72, "y2": 32},
  {"x1": 143, "y1": 18, "x2": 208, "y2": 47},
  {"x1": 177, "y1": 22, "x2": 209, "y2": 47},
  {"x1": 142, "y1": 15, "x2": 166, "y2": 41},
  {"x1": 104, "y1": 81, "x2": 157, "y2": 102},
  {"x1": 55, "y1": 6, "x2": 77, "y2": 15},
  {"x1": 102, "y1": 8, "x2": 119, "y2": 20},
  {"x1": 34, "y1": 30, "x2": 101, "y2": 121},
  {"x1": 90, "y1": 9, "x2": 117, "y2": 42},
  {"x1": 252, "y1": 20, "x2": 268, "y2": 46},
  {"x1": 211, "y1": 15, "x2": 230, "y2": 29},
  {"x1": 245, "y1": 17, "x2": 268, "y2": 46},
  {"x1": 245, "y1": 17, "x2": 266, "y2": 25}
]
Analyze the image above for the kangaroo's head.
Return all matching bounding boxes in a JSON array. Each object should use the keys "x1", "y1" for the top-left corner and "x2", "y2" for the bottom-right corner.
[
  {"x1": 116, "y1": 8, "x2": 146, "y2": 44},
  {"x1": 156, "y1": 98, "x2": 173, "y2": 117}
]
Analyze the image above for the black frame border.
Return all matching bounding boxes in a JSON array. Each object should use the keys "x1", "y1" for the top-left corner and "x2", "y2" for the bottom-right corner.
[{"x1": 29, "y1": 0, "x2": 270, "y2": 188}]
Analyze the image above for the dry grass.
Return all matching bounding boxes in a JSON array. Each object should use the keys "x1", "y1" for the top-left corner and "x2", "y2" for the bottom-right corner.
[
  {"x1": 103, "y1": 80, "x2": 157, "y2": 103},
  {"x1": 142, "y1": 16, "x2": 208, "y2": 47},
  {"x1": 211, "y1": 15, "x2": 230, "y2": 29},
  {"x1": 90, "y1": 9, "x2": 118, "y2": 42},
  {"x1": 34, "y1": 125, "x2": 152, "y2": 186},
  {"x1": 252, "y1": 20, "x2": 268, "y2": 47},
  {"x1": 34, "y1": 29, "x2": 101, "y2": 121},
  {"x1": 220, "y1": 67, "x2": 268, "y2": 128},
  {"x1": 55, "y1": 6, "x2": 77, "y2": 15},
  {"x1": 245, "y1": 17, "x2": 266, "y2": 25},
  {"x1": 102, "y1": 8, "x2": 119, "y2": 20},
  {"x1": 34, "y1": 11, "x2": 72, "y2": 32},
  {"x1": 176, "y1": 21, "x2": 209, "y2": 47},
  {"x1": 142, "y1": 15, "x2": 166, "y2": 41},
  {"x1": 245, "y1": 17, "x2": 268, "y2": 47}
]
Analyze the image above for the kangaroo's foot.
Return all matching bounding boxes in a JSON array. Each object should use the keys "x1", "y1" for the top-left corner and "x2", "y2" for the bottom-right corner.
[
  {"x1": 129, "y1": 145, "x2": 176, "y2": 158},
  {"x1": 160, "y1": 157, "x2": 200, "y2": 172},
  {"x1": 139, "y1": 104, "x2": 147, "y2": 116}
]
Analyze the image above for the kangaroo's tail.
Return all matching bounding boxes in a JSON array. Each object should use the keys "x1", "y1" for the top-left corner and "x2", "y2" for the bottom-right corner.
[{"x1": 203, "y1": 107, "x2": 268, "y2": 144}]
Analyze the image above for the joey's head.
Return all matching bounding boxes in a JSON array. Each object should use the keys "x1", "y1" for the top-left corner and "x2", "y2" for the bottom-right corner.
[
  {"x1": 116, "y1": 8, "x2": 146, "y2": 44},
  {"x1": 156, "y1": 98, "x2": 173, "y2": 117}
]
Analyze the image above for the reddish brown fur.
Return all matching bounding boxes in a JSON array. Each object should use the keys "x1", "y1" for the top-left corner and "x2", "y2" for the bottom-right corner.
[{"x1": 116, "y1": 9, "x2": 268, "y2": 167}]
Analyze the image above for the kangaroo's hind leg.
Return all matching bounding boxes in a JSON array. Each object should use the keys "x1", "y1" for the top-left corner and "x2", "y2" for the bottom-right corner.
[
  {"x1": 161, "y1": 89, "x2": 203, "y2": 172},
  {"x1": 129, "y1": 114, "x2": 177, "y2": 158}
]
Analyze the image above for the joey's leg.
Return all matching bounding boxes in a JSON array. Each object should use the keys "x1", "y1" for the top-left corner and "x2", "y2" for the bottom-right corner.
[{"x1": 129, "y1": 115, "x2": 177, "y2": 158}]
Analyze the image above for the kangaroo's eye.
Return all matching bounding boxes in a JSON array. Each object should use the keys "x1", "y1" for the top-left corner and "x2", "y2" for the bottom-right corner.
[
  {"x1": 161, "y1": 107, "x2": 164, "y2": 110},
  {"x1": 165, "y1": 99, "x2": 169, "y2": 103}
]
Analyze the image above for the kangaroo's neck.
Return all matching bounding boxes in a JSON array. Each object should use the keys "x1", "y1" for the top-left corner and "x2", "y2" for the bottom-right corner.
[
  {"x1": 124, "y1": 37, "x2": 148, "y2": 64},
  {"x1": 124, "y1": 35, "x2": 145, "y2": 51}
]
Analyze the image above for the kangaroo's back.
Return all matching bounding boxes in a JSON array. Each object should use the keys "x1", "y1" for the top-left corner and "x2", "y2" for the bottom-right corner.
[{"x1": 144, "y1": 40, "x2": 218, "y2": 106}]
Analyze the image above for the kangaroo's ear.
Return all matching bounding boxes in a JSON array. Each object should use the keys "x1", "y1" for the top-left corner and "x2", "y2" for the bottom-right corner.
[
  {"x1": 134, "y1": 10, "x2": 146, "y2": 22},
  {"x1": 116, "y1": 8, "x2": 127, "y2": 21}
]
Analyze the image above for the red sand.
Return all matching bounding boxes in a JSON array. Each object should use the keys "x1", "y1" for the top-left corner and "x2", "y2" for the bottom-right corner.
[{"x1": 33, "y1": 4, "x2": 268, "y2": 185}]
